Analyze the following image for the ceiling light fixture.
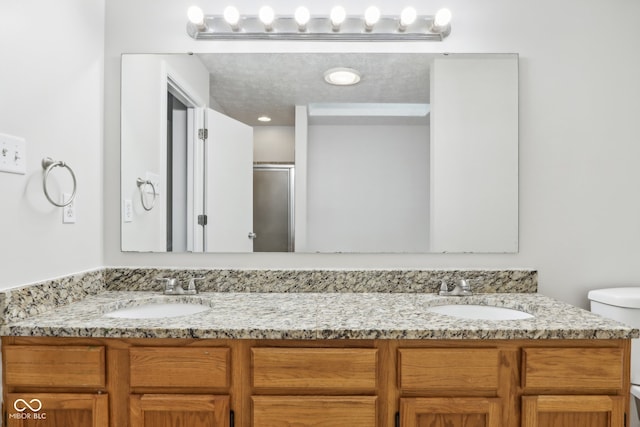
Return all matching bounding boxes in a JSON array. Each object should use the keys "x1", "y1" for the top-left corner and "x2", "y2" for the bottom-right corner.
[
  {"x1": 324, "y1": 67, "x2": 361, "y2": 86},
  {"x1": 258, "y1": 115, "x2": 272, "y2": 122},
  {"x1": 186, "y1": 6, "x2": 452, "y2": 41}
]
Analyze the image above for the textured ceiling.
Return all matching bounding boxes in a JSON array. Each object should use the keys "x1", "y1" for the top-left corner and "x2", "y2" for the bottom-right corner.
[{"x1": 196, "y1": 52, "x2": 434, "y2": 126}]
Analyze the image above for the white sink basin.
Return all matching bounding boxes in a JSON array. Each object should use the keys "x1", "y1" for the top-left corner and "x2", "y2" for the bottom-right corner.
[
  {"x1": 104, "y1": 302, "x2": 211, "y2": 319},
  {"x1": 426, "y1": 304, "x2": 534, "y2": 320}
]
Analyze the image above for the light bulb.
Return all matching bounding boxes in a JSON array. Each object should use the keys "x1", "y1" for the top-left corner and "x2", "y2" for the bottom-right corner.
[
  {"x1": 330, "y1": 6, "x2": 346, "y2": 29},
  {"x1": 364, "y1": 6, "x2": 381, "y2": 30},
  {"x1": 223, "y1": 6, "x2": 240, "y2": 27},
  {"x1": 434, "y1": 8, "x2": 452, "y2": 27},
  {"x1": 259, "y1": 5, "x2": 275, "y2": 28},
  {"x1": 187, "y1": 5, "x2": 205, "y2": 26},
  {"x1": 399, "y1": 6, "x2": 417, "y2": 29},
  {"x1": 294, "y1": 6, "x2": 311, "y2": 29}
]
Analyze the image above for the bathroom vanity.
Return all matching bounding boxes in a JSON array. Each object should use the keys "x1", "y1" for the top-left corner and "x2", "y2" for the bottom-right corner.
[{"x1": 1, "y1": 282, "x2": 636, "y2": 427}]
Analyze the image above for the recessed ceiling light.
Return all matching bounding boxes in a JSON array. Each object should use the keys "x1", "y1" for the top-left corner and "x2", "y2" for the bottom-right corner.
[
  {"x1": 258, "y1": 115, "x2": 272, "y2": 122},
  {"x1": 324, "y1": 67, "x2": 361, "y2": 86}
]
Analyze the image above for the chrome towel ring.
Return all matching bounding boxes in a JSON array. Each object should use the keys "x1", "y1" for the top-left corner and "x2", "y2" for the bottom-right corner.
[
  {"x1": 42, "y1": 157, "x2": 77, "y2": 207},
  {"x1": 136, "y1": 177, "x2": 157, "y2": 211}
]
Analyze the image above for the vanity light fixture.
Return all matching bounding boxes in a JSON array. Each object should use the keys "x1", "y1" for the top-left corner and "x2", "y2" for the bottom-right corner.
[
  {"x1": 223, "y1": 6, "x2": 241, "y2": 31},
  {"x1": 324, "y1": 67, "x2": 361, "y2": 86},
  {"x1": 399, "y1": 6, "x2": 417, "y2": 31},
  {"x1": 258, "y1": 6, "x2": 275, "y2": 31},
  {"x1": 364, "y1": 6, "x2": 381, "y2": 31},
  {"x1": 187, "y1": 5, "x2": 206, "y2": 30},
  {"x1": 330, "y1": 6, "x2": 347, "y2": 31},
  {"x1": 186, "y1": 6, "x2": 452, "y2": 41},
  {"x1": 431, "y1": 8, "x2": 452, "y2": 35}
]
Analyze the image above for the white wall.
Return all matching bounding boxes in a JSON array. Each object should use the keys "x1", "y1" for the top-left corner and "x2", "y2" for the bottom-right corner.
[
  {"x1": 306, "y1": 125, "x2": 429, "y2": 253},
  {"x1": 253, "y1": 126, "x2": 295, "y2": 163},
  {"x1": 103, "y1": 0, "x2": 640, "y2": 308},
  {"x1": 0, "y1": 0, "x2": 105, "y2": 289}
]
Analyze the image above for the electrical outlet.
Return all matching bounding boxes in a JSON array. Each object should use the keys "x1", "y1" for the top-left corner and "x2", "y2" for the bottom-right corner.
[
  {"x1": 62, "y1": 193, "x2": 76, "y2": 224},
  {"x1": 0, "y1": 133, "x2": 26, "y2": 175},
  {"x1": 123, "y1": 199, "x2": 133, "y2": 223}
]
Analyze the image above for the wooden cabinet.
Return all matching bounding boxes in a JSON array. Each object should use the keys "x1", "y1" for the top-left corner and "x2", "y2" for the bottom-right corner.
[
  {"x1": 4, "y1": 345, "x2": 105, "y2": 389},
  {"x1": 398, "y1": 348, "x2": 505, "y2": 427},
  {"x1": 129, "y1": 347, "x2": 230, "y2": 389},
  {"x1": 251, "y1": 348, "x2": 378, "y2": 426},
  {"x1": 400, "y1": 397, "x2": 502, "y2": 427},
  {"x1": 522, "y1": 395, "x2": 625, "y2": 427},
  {"x1": 2, "y1": 337, "x2": 630, "y2": 427},
  {"x1": 521, "y1": 347, "x2": 628, "y2": 427},
  {"x1": 252, "y1": 396, "x2": 377, "y2": 427},
  {"x1": 6, "y1": 392, "x2": 108, "y2": 427},
  {"x1": 130, "y1": 394, "x2": 229, "y2": 427},
  {"x1": 3, "y1": 344, "x2": 108, "y2": 427}
]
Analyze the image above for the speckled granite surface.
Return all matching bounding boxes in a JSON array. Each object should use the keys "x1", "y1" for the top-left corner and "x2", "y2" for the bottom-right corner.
[
  {"x1": 104, "y1": 268, "x2": 537, "y2": 293},
  {"x1": 1, "y1": 268, "x2": 536, "y2": 325},
  {"x1": 1, "y1": 291, "x2": 636, "y2": 340},
  {"x1": 0, "y1": 269, "x2": 105, "y2": 324}
]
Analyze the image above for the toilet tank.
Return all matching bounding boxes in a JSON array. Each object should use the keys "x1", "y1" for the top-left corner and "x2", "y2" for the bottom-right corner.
[{"x1": 589, "y1": 287, "x2": 640, "y2": 385}]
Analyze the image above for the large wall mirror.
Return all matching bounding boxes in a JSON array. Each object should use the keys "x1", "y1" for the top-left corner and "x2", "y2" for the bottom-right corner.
[{"x1": 121, "y1": 52, "x2": 518, "y2": 253}]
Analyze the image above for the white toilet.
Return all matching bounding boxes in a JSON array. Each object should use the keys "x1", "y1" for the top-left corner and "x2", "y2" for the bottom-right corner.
[{"x1": 589, "y1": 287, "x2": 640, "y2": 427}]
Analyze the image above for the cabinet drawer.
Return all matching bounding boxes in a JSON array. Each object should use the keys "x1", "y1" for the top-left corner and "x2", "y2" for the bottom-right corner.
[
  {"x1": 252, "y1": 348, "x2": 377, "y2": 391},
  {"x1": 252, "y1": 396, "x2": 377, "y2": 427},
  {"x1": 398, "y1": 348, "x2": 499, "y2": 392},
  {"x1": 522, "y1": 347, "x2": 623, "y2": 391},
  {"x1": 4, "y1": 345, "x2": 105, "y2": 388},
  {"x1": 130, "y1": 347, "x2": 230, "y2": 388}
]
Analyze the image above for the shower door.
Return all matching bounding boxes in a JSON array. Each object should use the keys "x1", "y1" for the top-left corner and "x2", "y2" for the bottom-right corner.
[{"x1": 253, "y1": 165, "x2": 294, "y2": 252}]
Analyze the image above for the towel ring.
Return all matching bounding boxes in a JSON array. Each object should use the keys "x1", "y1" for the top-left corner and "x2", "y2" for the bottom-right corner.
[
  {"x1": 136, "y1": 178, "x2": 157, "y2": 211},
  {"x1": 42, "y1": 157, "x2": 77, "y2": 207}
]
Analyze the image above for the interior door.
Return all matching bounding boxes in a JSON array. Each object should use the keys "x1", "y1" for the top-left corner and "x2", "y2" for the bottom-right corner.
[{"x1": 204, "y1": 108, "x2": 254, "y2": 252}]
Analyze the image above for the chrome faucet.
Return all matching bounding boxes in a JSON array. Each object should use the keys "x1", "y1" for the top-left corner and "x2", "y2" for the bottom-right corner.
[
  {"x1": 156, "y1": 277, "x2": 204, "y2": 295},
  {"x1": 439, "y1": 279, "x2": 472, "y2": 296}
]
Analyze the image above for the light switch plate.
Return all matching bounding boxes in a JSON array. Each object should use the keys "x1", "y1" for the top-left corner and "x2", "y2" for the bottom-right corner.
[{"x1": 0, "y1": 133, "x2": 26, "y2": 175}]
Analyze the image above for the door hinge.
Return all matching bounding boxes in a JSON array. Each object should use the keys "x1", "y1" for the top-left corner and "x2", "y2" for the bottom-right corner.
[
  {"x1": 198, "y1": 128, "x2": 208, "y2": 140},
  {"x1": 197, "y1": 214, "x2": 208, "y2": 226},
  {"x1": 230, "y1": 410, "x2": 235, "y2": 427}
]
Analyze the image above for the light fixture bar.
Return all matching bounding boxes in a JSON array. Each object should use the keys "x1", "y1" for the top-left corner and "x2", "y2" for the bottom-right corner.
[{"x1": 187, "y1": 15, "x2": 450, "y2": 41}]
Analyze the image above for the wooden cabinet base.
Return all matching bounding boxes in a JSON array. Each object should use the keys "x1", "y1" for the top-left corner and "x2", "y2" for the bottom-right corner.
[{"x1": 1, "y1": 337, "x2": 631, "y2": 427}]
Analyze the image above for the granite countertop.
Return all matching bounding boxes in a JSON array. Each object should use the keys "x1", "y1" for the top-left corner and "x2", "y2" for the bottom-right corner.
[{"x1": 1, "y1": 291, "x2": 637, "y2": 340}]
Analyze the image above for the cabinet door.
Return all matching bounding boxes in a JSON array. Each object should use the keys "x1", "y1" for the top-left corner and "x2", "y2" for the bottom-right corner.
[
  {"x1": 400, "y1": 397, "x2": 502, "y2": 427},
  {"x1": 252, "y1": 396, "x2": 377, "y2": 427},
  {"x1": 130, "y1": 394, "x2": 229, "y2": 427},
  {"x1": 6, "y1": 393, "x2": 108, "y2": 427},
  {"x1": 522, "y1": 395, "x2": 625, "y2": 427}
]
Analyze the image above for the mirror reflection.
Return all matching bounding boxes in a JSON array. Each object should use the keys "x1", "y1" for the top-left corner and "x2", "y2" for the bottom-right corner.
[{"x1": 121, "y1": 52, "x2": 518, "y2": 253}]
